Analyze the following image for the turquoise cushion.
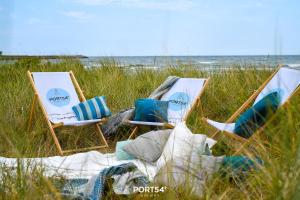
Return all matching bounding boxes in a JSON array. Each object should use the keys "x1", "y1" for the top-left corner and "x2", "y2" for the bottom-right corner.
[
  {"x1": 72, "y1": 96, "x2": 112, "y2": 121},
  {"x1": 234, "y1": 92, "x2": 280, "y2": 138},
  {"x1": 134, "y1": 98, "x2": 169, "y2": 122},
  {"x1": 116, "y1": 140, "x2": 135, "y2": 160},
  {"x1": 220, "y1": 156, "x2": 263, "y2": 177}
]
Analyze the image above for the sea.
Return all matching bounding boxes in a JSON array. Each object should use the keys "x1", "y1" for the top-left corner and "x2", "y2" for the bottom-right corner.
[
  {"x1": 82, "y1": 55, "x2": 300, "y2": 69},
  {"x1": 2, "y1": 55, "x2": 300, "y2": 69}
]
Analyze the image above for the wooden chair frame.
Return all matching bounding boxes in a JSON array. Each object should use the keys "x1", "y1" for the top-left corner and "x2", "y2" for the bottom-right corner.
[
  {"x1": 27, "y1": 71, "x2": 109, "y2": 155},
  {"x1": 203, "y1": 64, "x2": 300, "y2": 153},
  {"x1": 128, "y1": 78, "x2": 211, "y2": 139}
]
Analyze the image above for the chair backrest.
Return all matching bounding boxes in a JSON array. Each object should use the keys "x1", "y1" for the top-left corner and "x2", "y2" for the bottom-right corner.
[
  {"x1": 32, "y1": 72, "x2": 80, "y2": 123},
  {"x1": 254, "y1": 65, "x2": 300, "y2": 106},
  {"x1": 160, "y1": 78, "x2": 207, "y2": 124}
]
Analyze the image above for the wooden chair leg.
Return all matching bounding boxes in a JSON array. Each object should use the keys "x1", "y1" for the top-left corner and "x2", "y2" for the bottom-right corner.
[
  {"x1": 95, "y1": 124, "x2": 109, "y2": 147},
  {"x1": 27, "y1": 94, "x2": 37, "y2": 131},
  {"x1": 128, "y1": 126, "x2": 139, "y2": 139},
  {"x1": 36, "y1": 97, "x2": 64, "y2": 155},
  {"x1": 197, "y1": 99, "x2": 204, "y2": 117},
  {"x1": 48, "y1": 124, "x2": 64, "y2": 155}
]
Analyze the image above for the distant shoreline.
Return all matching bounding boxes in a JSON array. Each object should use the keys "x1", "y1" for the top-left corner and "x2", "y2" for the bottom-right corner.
[
  {"x1": 1, "y1": 55, "x2": 299, "y2": 69},
  {"x1": 0, "y1": 55, "x2": 88, "y2": 60}
]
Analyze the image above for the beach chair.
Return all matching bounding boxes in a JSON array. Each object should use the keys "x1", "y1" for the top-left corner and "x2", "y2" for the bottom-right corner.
[
  {"x1": 203, "y1": 64, "x2": 300, "y2": 151},
  {"x1": 127, "y1": 78, "x2": 210, "y2": 139},
  {"x1": 27, "y1": 71, "x2": 109, "y2": 155}
]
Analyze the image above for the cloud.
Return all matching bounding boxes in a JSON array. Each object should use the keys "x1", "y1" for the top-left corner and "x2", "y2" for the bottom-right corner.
[
  {"x1": 61, "y1": 11, "x2": 95, "y2": 21},
  {"x1": 73, "y1": 0, "x2": 195, "y2": 11}
]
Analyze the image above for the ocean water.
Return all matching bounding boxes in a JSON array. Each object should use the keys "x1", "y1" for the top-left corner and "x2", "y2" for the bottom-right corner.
[
  {"x1": 82, "y1": 55, "x2": 300, "y2": 69},
  {"x1": 2, "y1": 55, "x2": 300, "y2": 69}
]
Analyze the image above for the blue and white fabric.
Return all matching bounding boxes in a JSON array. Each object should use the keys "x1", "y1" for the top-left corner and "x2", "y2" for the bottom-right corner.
[
  {"x1": 206, "y1": 65, "x2": 300, "y2": 134},
  {"x1": 72, "y1": 96, "x2": 111, "y2": 121},
  {"x1": 160, "y1": 78, "x2": 206, "y2": 124},
  {"x1": 254, "y1": 65, "x2": 300, "y2": 106},
  {"x1": 32, "y1": 72, "x2": 81, "y2": 124},
  {"x1": 128, "y1": 78, "x2": 207, "y2": 127},
  {"x1": 32, "y1": 72, "x2": 106, "y2": 126},
  {"x1": 61, "y1": 162, "x2": 149, "y2": 200}
]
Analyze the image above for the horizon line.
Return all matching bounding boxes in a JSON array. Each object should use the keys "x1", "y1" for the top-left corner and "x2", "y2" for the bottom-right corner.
[{"x1": 1, "y1": 53, "x2": 300, "y2": 57}]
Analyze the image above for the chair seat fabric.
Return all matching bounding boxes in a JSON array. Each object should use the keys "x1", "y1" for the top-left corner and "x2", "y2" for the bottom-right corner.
[
  {"x1": 206, "y1": 65, "x2": 300, "y2": 139},
  {"x1": 206, "y1": 119, "x2": 236, "y2": 134},
  {"x1": 128, "y1": 120, "x2": 168, "y2": 127},
  {"x1": 32, "y1": 72, "x2": 107, "y2": 126},
  {"x1": 254, "y1": 66, "x2": 300, "y2": 106},
  {"x1": 61, "y1": 118, "x2": 104, "y2": 126},
  {"x1": 160, "y1": 78, "x2": 206, "y2": 124}
]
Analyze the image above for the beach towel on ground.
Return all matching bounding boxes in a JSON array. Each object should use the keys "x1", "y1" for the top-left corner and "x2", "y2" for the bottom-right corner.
[
  {"x1": 61, "y1": 162, "x2": 149, "y2": 200},
  {"x1": 102, "y1": 76, "x2": 180, "y2": 137},
  {"x1": 0, "y1": 151, "x2": 157, "y2": 180},
  {"x1": 0, "y1": 152, "x2": 261, "y2": 198}
]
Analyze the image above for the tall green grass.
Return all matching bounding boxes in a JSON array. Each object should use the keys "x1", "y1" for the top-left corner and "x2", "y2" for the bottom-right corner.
[{"x1": 0, "y1": 58, "x2": 300, "y2": 199}]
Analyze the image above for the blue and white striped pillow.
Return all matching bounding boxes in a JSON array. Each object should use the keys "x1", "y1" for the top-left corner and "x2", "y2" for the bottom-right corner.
[{"x1": 72, "y1": 96, "x2": 112, "y2": 121}]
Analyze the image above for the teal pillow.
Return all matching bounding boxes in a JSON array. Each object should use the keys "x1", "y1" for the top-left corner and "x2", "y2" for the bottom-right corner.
[
  {"x1": 72, "y1": 96, "x2": 112, "y2": 121},
  {"x1": 220, "y1": 156, "x2": 263, "y2": 177},
  {"x1": 234, "y1": 92, "x2": 280, "y2": 138},
  {"x1": 134, "y1": 98, "x2": 169, "y2": 122},
  {"x1": 116, "y1": 140, "x2": 135, "y2": 160}
]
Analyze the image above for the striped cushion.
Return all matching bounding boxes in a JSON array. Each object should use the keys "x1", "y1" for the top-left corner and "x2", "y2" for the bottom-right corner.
[{"x1": 72, "y1": 96, "x2": 112, "y2": 121}]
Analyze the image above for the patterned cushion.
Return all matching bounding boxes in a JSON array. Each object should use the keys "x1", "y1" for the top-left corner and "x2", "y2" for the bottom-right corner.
[{"x1": 72, "y1": 96, "x2": 111, "y2": 121}]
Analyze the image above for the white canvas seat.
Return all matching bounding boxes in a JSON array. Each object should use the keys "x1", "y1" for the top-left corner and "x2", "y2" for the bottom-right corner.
[
  {"x1": 27, "y1": 71, "x2": 108, "y2": 155},
  {"x1": 128, "y1": 78, "x2": 209, "y2": 138},
  {"x1": 204, "y1": 65, "x2": 300, "y2": 140},
  {"x1": 129, "y1": 78, "x2": 208, "y2": 126},
  {"x1": 206, "y1": 120, "x2": 236, "y2": 134},
  {"x1": 32, "y1": 72, "x2": 104, "y2": 126}
]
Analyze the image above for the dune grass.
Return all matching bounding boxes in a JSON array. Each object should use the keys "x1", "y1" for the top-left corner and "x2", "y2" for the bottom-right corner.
[{"x1": 0, "y1": 58, "x2": 300, "y2": 199}]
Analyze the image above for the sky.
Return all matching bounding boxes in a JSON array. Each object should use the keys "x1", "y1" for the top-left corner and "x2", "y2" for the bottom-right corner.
[{"x1": 0, "y1": 0, "x2": 300, "y2": 56}]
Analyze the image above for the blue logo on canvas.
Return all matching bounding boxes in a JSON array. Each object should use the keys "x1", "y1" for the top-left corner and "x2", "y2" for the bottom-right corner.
[
  {"x1": 47, "y1": 88, "x2": 70, "y2": 107},
  {"x1": 168, "y1": 92, "x2": 190, "y2": 111},
  {"x1": 267, "y1": 88, "x2": 284, "y2": 102}
]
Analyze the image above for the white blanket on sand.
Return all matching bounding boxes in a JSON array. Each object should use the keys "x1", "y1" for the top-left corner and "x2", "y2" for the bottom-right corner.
[
  {"x1": 0, "y1": 141, "x2": 222, "y2": 198},
  {"x1": 0, "y1": 151, "x2": 157, "y2": 180}
]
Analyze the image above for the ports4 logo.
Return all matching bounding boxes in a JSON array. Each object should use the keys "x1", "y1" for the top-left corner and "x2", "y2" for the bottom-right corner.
[{"x1": 133, "y1": 186, "x2": 167, "y2": 193}]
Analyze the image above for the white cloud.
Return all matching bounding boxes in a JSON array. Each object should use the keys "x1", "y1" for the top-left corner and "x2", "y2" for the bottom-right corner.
[
  {"x1": 73, "y1": 0, "x2": 195, "y2": 11},
  {"x1": 61, "y1": 11, "x2": 95, "y2": 21}
]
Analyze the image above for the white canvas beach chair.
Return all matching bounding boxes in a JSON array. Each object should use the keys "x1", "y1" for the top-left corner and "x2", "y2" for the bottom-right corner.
[
  {"x1": 27, "y1": 71, "x2": 108, "y2": 155},
  {"x1": 203, "y1": 64, "x2": 300, "y2": 150},
  {"x1": 127, "y1": 78, "x2": 210, "y2": 138}
]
